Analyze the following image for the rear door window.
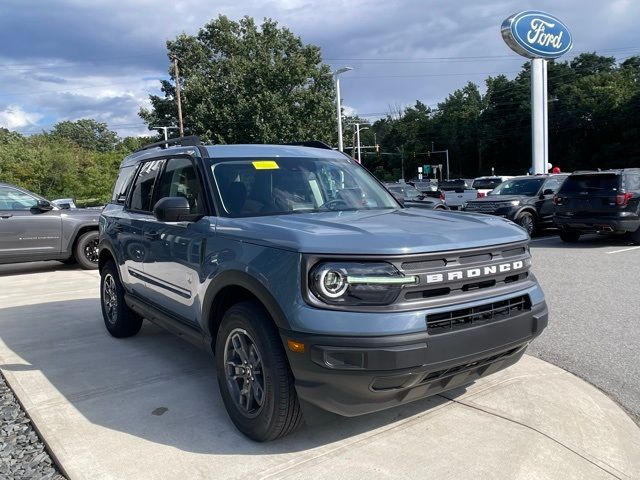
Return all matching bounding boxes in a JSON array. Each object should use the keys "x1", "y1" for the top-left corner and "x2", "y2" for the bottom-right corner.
[
  {"x1": 127, "y1": 160, "x2": 165, "y2": 212},
  {"x1": 559, "y1": 174, "x2": 620, "y2": 194}
]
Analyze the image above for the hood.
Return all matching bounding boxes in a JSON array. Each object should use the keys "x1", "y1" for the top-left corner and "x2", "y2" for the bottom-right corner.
[
  {"x1": 215, "y1": 208, "x2": 527, "y2": 255},
  {"x1": 60, "y1": 207, "x2": 101, "y2": 221}
]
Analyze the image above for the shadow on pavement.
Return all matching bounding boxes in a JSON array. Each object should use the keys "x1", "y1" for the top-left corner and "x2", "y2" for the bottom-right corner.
[
  {"x1": 530, "y1": 233, "x2": 635, "y2": 249},
  {"x1": 0, "y1": 298, "x2": 457, "y2": 455},
  {"x1": 0, "y1": 261, "x2": 79, "y2": 277}
]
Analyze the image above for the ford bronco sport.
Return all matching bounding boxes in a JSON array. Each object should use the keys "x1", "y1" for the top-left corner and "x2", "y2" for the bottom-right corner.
[{"x1": 98, "y1": 137, "x2": 548, "y2": 441}]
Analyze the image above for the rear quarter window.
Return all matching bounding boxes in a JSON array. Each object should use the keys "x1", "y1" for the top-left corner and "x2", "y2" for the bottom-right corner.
[
  {"x1": 111, "y1": 165, "x2": 137, "y2": 204},
  {"x1": 559, "y1": 174, "x2": 620, "y2": 194}
]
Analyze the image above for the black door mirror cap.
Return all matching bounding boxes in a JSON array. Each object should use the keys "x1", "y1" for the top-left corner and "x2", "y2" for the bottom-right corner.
[
  {"x1": 35, "y1": 200, "x2": 54, "y2": 212},
  {"x1": 153, "y1": 197, "x2": 199, "y2": 222},
  {"x1": 542, "y1": 189, "x2": 555, "y2": 197}
]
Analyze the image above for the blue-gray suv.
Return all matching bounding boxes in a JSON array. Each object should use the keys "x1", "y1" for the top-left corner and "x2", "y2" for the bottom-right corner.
[{"x1": 98, "y1": 137, "x2": 548, "y2": 441}]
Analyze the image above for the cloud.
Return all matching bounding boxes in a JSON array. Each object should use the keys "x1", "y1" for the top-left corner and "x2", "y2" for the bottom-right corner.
[
  {"x1": 0, "y1": 105, "x2": 43, "y2": 130},
  {"x1": 0, "y1": 0, "x2": 638, "y2": 137}
]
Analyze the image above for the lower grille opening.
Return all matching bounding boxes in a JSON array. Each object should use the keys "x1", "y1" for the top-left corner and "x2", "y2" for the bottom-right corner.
[
  {"x1": 420, "y1": 346, "x2": 521, "y2": 384},
  {"x1": 405, "y1": 287, "x2": 451, "y2": 300},
  {"x1": 426, "y1": 295, "x2": 531, "y2": 334}
]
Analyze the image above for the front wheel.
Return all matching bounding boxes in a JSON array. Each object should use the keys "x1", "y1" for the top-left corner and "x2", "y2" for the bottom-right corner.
[
  {"x1": 215, "y1": 302, "x2": 302, "y2": 441},
  {"x1": 516, "y1": 212, "x2": 536, "y2": 236},
  {"x1": 74, "y1": 231, "x2": 99, "y2": 269}
]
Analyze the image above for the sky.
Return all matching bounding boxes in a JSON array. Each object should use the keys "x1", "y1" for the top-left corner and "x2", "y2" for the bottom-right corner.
[{"x1": 0, "y1": 0, "x2": 638, "y2": 137}]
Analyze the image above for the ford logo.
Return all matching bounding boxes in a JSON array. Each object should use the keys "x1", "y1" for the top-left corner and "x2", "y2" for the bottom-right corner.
[{"x1": 501, "y1": 11, "x2": 572, "y2": 60}]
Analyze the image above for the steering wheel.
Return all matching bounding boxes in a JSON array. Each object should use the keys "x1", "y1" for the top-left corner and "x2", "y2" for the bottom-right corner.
[{"x1": 322, "y1": 199, "x2": 349, "y2": 211}]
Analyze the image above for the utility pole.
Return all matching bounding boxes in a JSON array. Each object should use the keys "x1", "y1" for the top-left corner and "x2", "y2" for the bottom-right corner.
[
  {"x1": 173, "y1": 56, "x2": 184, "y2": 137},
  {"x1": 151, "y1": 126, "x2": 178, "y2": 147},
  {"x1": 356, "y1": 124, "x2": 362, "y2": 163}
]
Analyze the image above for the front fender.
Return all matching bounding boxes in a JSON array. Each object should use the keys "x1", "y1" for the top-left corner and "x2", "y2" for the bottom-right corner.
[
  {"x1": 201, "y1": 269, "x2": 292, "y2": 339},
  {"x1": 62, "y1": 218, "x2": 99, "y2": 254}
]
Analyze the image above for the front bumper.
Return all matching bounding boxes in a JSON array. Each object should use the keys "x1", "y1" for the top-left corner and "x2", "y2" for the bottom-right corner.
[
  {"x1": 554, "y1": 215, "x2": 640, "y2": 233},
  {"x1": 282, "y1": 300, "x2": 547, "y2": 417}
]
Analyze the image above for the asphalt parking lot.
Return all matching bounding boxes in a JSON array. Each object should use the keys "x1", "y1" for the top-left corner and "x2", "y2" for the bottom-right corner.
[
  {"x1": 526, "y1": 233, "x2": 640, "y2": 423},
  {"x1": 0, "y1": 236, "x2": 639, "y2": 479}
]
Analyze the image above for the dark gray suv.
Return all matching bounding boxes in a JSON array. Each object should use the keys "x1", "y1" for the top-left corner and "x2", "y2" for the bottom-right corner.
[
  {"x1": 0, "y1": 182, "x2": 100, "y2": 269},
  {"x1": 98, "y1": 137, "x2": 548, "y2": 441}
]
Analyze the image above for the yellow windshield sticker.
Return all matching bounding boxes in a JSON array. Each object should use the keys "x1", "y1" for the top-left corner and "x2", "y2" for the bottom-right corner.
[{"x1": 252, "y1": 160, "x2": 279, "y2": 170}]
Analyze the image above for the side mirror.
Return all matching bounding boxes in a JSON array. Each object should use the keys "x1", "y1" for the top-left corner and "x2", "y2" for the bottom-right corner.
[
  {"x1": 153, "y1": 197, "x2": 193, "y2": 222},
  {"x1": 35, "y1": 200, "x2": 54, "y2": 212},
  {"x1": 542, "y1": 189, "x2": 554, "y2": 197}
]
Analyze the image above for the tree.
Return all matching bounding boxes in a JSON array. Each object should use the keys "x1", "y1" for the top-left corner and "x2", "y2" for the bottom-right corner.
[
  {"x1": 50, "y1": 119, "x2": 118, "y2": 152},
  {"x1": 140, "y1": 15, "x2": 336, "y2": 145}
]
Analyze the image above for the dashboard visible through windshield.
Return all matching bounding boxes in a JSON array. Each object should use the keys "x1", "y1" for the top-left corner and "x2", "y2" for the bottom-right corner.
[{"x1": 210, "y1": 157, "x2": 399, "y2": 217}]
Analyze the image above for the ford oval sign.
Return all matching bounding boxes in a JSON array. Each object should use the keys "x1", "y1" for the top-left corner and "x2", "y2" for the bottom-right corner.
[{"x1": 501, "y1": 11, "x2": 572, "y2": 59}]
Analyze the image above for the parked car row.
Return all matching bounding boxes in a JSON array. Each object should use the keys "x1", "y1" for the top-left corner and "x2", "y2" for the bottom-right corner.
[
  {"x1": 383, "y1": 183, "x2": 448, "y2": 210},
  {"x1": 462, "y1": 169, "x2": 640, "y2": 244}
]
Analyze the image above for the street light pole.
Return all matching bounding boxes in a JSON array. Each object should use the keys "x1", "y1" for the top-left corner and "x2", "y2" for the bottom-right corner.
[
  {"x1": 151, "y1": 126, "x2": 178, "y2": 148},
  {"x1": 352, "y1": 124, "x2": 369, "y2": 163},
  {"x1": 333, "y1": 67, "x2": 353, "y2": 151}
]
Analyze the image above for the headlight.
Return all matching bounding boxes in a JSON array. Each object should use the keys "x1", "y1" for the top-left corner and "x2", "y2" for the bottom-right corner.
[
  {"x1": 309, "y1": 262, "x2": 418, "y2": 306},
  {"x1": 509, "y1": 200, "x2": 520, "y2": 206}
]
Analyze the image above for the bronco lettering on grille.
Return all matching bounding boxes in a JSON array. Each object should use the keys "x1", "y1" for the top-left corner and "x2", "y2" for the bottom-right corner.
[{"x1": 425, "y1": 261, "x2": 525, "y2": 284}]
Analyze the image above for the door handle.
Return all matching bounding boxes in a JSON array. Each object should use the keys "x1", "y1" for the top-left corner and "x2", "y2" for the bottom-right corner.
[{"x1": 0, "y1": 214, "x2": 13, "y2": 219}]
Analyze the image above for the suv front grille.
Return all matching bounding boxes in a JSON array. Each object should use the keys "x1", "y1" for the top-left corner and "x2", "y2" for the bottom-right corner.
[
  {"x1": 426, "y1": 295, "x2": 530, "y2": 335},
  {"x1": 464, "y1": 201, "x2": 505, "y2": 213},
  {"x1": 397, "y1": 242, "x2": 531, "y2": 307}
]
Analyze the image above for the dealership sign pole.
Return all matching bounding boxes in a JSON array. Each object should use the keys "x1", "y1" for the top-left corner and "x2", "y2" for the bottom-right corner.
[{"x1": 501, "y1": 11, "x2": 572, "y2": 174}]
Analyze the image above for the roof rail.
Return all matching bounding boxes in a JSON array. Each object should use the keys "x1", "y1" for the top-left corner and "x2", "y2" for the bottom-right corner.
[
  {"x1": 284, "y1": 141, "x2": 333, "y2": 150},
  {"x1": 134, "y1": 135, "x2": 201, "y2": 153}
]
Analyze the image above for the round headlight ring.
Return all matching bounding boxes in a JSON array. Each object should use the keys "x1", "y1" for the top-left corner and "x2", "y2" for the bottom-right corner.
[{"x1": 318, "y1": 268, "x2": 348, "y2": 298}]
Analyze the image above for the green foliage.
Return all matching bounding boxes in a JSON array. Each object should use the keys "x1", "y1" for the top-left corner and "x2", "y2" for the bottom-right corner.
[
  {"x1": 368, "y1": 53, "x2": 640, "y2": 179},
  {"x1": 0, "y1": 133, "x2": 145, "y2": 203},
  {"x1": 50, "y1": 119, "x2": 119, "y2": 152},
  {"x1": 140, "y1": 15, "x2": 336, "y2": 144}
]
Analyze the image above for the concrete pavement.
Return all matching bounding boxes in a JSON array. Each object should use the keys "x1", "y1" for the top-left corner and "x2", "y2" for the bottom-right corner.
[
  {"x1": 527, "y1": 233, "x2": 640, "y2": 422},
  {"x1": 0, "y1": 262, "x2": 639, "y2": 480}
]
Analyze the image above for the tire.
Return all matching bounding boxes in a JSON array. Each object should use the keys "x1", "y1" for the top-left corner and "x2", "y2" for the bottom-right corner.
[
  {"x1": 215, "y1": 301, "x2": 302, "y2": 442},
  {"x1": 100, "y1": 260, "x2": 143, "y2": 338},
  {"x1": 74, "y1": 230, "x2": 99, "y2": 269},
  {"x1": 559, "y1": 229, "x2": 581, "y2": 243},
  {"x1": 516, "y1": 211, "x2": 536, "y2": 236},
  {"x1": 630, "y1": 225, "x2": 640, "y2": 245}
]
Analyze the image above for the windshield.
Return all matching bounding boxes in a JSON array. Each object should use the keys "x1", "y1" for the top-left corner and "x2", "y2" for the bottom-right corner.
[
  {"x1": 473, "y1": 178, "x2": 503, "y2": 190},
  {"x1": 559, "y1": 174, "x2": 620, "y2": 194},
  {"x1": 490, "y1": 178, "x2": 544, "y2": 196},
  {"x1": 210, "y1": 157, "x2": 399, "y2": 217}
]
